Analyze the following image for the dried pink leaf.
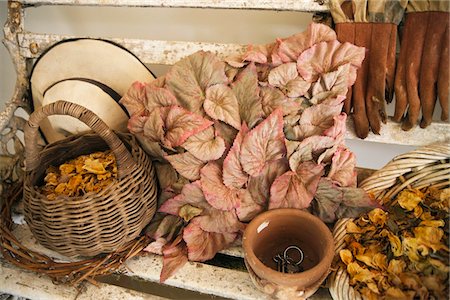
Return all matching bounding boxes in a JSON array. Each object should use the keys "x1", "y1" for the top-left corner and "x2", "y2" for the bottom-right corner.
[
  {"x1": 268, "y1": 63, "x2": 298, "y2": 88},
  {"x1": 143, "y1": 108, "x2": 164, "y2": 142},
  {"x1": 214, "y1": 120, "x2": 238, "y2": 148},
  {"x1": 144, "y1": 237, "x2": 167, "y2": 255},
  {"x1": 231, "y1": 63, "x2": 264, "y2": 128},
  {"x1": 224, "y1": 54, "x2": 247, "y2": 68},
  {"x1": 240, "y1": 109, "x2": 286, "y2": 176},
  {"x1": 182, "y1": 127, "x2": 226, "y2": 161},
  {"x1": 293, "y1": 94, "x2": 346, "y2": 139},
  {"x1": 288, "y1": 142, "x2": 314, "y2": 170},
  {"x1": 323, "y1": 112, "x2": 347, "y2": 143},
  {"x1": 183, "y1": 218, "x2": 237, "y2": 262},
  {"x1": 311, "y1": 64, "x2": 352, "y2": 97},
  {"x1": 247, "y1": 158, "x2": 289, "y2": 207},
  {"x1": 223, "y1": 123, "x2": 249, "y2": 189},
  {"x1": 159, "y1": 181, "x2": 243, "y2": 233},
  {"x1": 243, "y1": 44, "x2": 269, "y2": 64},
  {"x1": 160, "y1": 235, "x2": 188, "y2": 283},
  {"x1": 269, "y1": 161, "x2": 324, "y2": 209},
  {"x1": 163, "y1": 105, "x2": 213, "y2": 148},
  {"x1": 159, "y1": 181, "x2": 207, "y2": 215},
  {"x1": 256, "y1": 64, "x2": 272, "y2": 83},
  {"x1": 154, "y1": 162, "x2": 178, "y2": 190},
  {"x1": 285, "y1": 77, "x2": 311, "y2": 98},
  {"x1": 136, "y1": 137, "x2": 167, "y2": 159},
  {"x1": 285, "y1": 139, "x2": 301, "y2": 159},
  {"x1": 149, "y1": 76, "x2": 166, "y2": 88},
  {"x1": 260, "y1": 86, "x2": 301, "y2": 117},
  {"x1": 120, "y1": 81, "x2": 146, "y2": 116},
  {"x1": 165, "y1": 51, "x2": 228, "y2": 113},
  {"x1": 225, "y1": 67, "x2": 240, "y2": 82},
  {"x1": 267, "y1": 63, "x2": 310, "y2": 97},
  {"x1": 147, "y1": 216, "x2": 183, "y2": 241},
  {"x1": 127, "y1": 110, "x2": 148, "y2": 134},
  {"x1": 144, "y1": 85, "x2": 179, "y2": 111},
  {"x1": 271, "y1": 23, "x2": 337, "y2": 64},
  {"x1": 235, "y1": 189, "x2": 264, "y2": 222},
  {"x1": 297, "y1": 40, "x2": 365, "y2": 83},
  {"x1": 204, "y1": 84, "x2": 241, "y2": 130},
  {"x1": 269, "y1": 171, "x2": 308, "y2": 209},
  {"x1": 196, "y1": 208, "x2": 245, "y2": 233},
  {"x1": 159, "y1": 194, "x2": 185, "y2": 216},
  {"x1": 327, "y1": 146, "x2": 357, "y2": 188},
  {"x1": 165, "y1": 152, "x2": 206, "y2": 181},
  {"x1": 313, "y1": 178, "x2": 376, "y2": 223},
  {"x1": 201, "y1": 162, "x2": 239, "y2": 211},
  {"x1": 289, "y1": 135, "x2": 334, "y2": 171},
  {"x1": 312, "y1": 178, "x2": 342, "y2": 223}
]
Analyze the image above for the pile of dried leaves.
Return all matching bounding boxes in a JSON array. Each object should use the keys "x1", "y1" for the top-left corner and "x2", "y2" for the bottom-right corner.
[
  {"x1": 120, "y1": 23, "x2": 377, "y2": 282},
  {"x1": 339, "y1": 188, "x2": 450, "y2": 299},
  {"x1": 39, "y1": 150, "x2": 117, "y2": 199}
]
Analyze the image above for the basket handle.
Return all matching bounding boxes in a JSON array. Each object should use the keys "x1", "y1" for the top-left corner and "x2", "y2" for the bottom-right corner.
[{"x1": 24, "y1": 100, "x2": 134, "y2": 179}]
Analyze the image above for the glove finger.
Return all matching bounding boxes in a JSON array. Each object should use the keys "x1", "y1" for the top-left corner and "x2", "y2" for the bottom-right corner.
[
  {"x1": 393, "y1": 15, "x2": 411, "y2": 122},
  {"x1": 438, "y1": 21, "x2": 449, "y2": 121},
  {"x1": 402, "y1": 12, "x2": 430, "y2": 131},
  {"x1": 419, "y1": 12, "x2": 448, "y2": 128},
  {"x1": 344, "y1": 80, "x2": 353, "y2": 115},
  {"x1": 366, "y1": 23, "x2": 392, "y2": 134},
  {"x1": 385, "y1": 25, "x2": 397, "y2": 104},
  {"x1": 352, "y1": 23, "x2": 371, "y2": 139},
  {"x1": 336, "y1": 23, "x2": 355, "y2": 115}
]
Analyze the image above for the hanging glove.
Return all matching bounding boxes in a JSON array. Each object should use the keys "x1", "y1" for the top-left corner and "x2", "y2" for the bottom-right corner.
[
  {"x1": 330, "y1": 0, "x2": 407, "y2": 138},
  {"x1": 393, "y1": 0, "x2": 449, "y2": 129}
]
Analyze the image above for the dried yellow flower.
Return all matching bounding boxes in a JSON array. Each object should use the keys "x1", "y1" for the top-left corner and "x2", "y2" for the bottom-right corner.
[
  {"x1": 339, "y1": 249, "x2": 353, "y2": 265},
  {"x1": 368, "y1": 208, "x2": 387, "y2": 227},
  {"x1": 340, "y1": 187, "x2": 449, "y2": 299},
  {"x1": 397, "y1": 189, "x2": 423, "y2": 211},
  {"x1": 59, "y1": 163, "x2": 75, "y2": 175},
  {"x1": 83, "y1": 158, "x2": 107, "y2": 175},
  {"x1": 38, "y1": 150, "x2": 117, "y2": 199}
]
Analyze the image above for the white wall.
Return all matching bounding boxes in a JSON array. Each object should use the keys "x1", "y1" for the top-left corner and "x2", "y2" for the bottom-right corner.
[{"x1": 0, "y1": 2, "x2": 416, "y2": 169}]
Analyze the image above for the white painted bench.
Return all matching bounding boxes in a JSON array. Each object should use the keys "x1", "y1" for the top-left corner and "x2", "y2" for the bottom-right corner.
[{"x1": 1, "y1": 1, "x2": 449, "y2": 299}]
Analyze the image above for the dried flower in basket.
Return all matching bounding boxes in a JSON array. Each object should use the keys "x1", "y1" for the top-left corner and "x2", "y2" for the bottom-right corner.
[
  {"x1": 38, "y1": 150, "x2": 117, "y2": 199},
  {"x1": 339, "y1": 188, "x2": 450, "y2": 299}
]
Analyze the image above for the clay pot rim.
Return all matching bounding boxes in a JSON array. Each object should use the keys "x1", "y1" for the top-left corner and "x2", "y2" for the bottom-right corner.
[{"x1": 242, "y1": 208, "x2": 335, "y2": 287}]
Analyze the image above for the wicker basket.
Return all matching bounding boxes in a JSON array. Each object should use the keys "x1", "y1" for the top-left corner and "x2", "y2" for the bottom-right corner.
[
  {"x1": 328, "y1": 141, "x2": 450, "y2": 300},
  {"x1": 23, "y1": 100, "x2": 157, "y2": 257}
]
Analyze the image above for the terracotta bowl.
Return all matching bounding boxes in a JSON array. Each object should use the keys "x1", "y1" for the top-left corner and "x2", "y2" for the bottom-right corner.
[{"x1": 242, "y1": 208, "x2": 334, "y2": 299}]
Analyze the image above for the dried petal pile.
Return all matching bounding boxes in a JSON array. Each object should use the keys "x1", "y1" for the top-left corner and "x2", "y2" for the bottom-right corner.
[
  {"x1": 339, "y1": 188, "x2": 450, "y2": 299},
  {"x1": 39, "y1": 151, "x2": 117, "y2": 199},
  {"x1": 121, "y1": 23, "x2": 376, "y2": 282}
]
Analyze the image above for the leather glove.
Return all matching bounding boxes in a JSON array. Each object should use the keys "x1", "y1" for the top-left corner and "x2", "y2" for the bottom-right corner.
[
  {"x1": 393, "y1": 0, "x2": 449, "y2": 129},
  {"x1": 330, "y1": 0, "x2": 407, "y2": 138}
]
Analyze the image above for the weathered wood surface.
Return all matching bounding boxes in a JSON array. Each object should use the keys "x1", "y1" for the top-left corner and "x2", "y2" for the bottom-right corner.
[
  {"x1": 18, "y1": 32, "x2": 247, "y2": 64},
  {"x1": 0, "y1": 259, "x2": 168, "y2": 300},
  {"x1": 19, "y1": 0, "x2": 330, "y2": 12}
]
